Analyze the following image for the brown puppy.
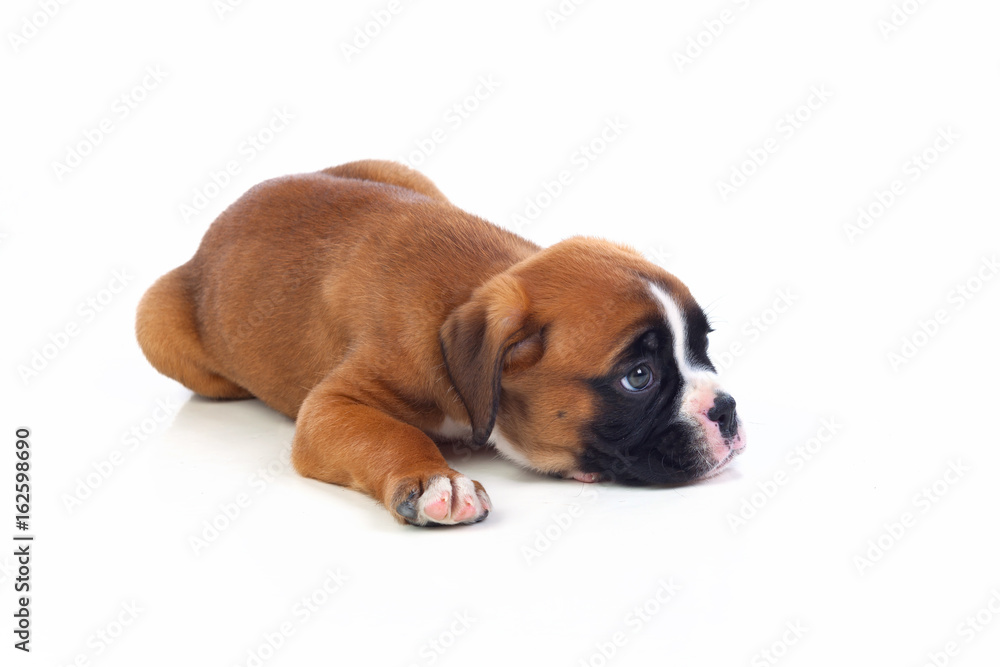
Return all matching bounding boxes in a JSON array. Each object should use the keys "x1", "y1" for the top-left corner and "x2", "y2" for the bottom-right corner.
[{"x1": 136, "y1": 160, "x2": 745, "y2": 526}]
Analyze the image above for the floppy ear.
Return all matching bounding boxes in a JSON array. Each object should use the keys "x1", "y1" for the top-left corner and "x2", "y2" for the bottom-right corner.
[{"x1": 440, "y1": 273, "x2": 540, "y2": 448}]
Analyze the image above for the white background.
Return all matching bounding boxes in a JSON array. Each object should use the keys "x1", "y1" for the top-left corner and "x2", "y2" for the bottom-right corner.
[{"x1": 3, "y1": 1, "x2": 1000, "y2": 665}]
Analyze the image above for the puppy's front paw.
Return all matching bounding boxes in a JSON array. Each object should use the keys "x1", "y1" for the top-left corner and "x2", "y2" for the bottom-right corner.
[{"x1": 391, "y1": 473, "x2": 491, "y2": 526}]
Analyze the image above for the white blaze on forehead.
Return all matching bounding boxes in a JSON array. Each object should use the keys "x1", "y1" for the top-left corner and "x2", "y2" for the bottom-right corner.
[
  {"x1": 648, "y1": 282, "x2": 717, "y2": 385},
  {"x1": 649, "y1": 281, "x2": 740, "y2": 466}
]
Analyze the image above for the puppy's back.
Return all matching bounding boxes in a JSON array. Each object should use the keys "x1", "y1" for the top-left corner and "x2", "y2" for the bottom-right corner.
[{"x1": 160, "y1": 163, "x2": 537, "y2": 416}]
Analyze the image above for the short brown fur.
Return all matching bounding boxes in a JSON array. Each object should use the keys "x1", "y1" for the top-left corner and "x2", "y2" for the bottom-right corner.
[{"x1": 136, "y1": 160, "x2": 694, "y2": 524}]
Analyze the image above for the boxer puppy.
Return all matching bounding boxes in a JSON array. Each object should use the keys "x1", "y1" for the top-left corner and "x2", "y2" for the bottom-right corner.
[{"x1": 136, "y1": 160, "x2": 745, "y2": 527}]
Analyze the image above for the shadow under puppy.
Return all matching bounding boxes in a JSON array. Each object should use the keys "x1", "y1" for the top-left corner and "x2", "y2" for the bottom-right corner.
[{"x1": 136, "y1": 160, "x2": 746, "y2": 526}]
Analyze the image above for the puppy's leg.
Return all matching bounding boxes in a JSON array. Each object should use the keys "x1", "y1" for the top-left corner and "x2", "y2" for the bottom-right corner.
[
  {"x1": 136, "y1": 266, "x2": 252, "y2": 399},
  {"x1": 292, "y1": 376, "x2": 490, "y2": 526}
]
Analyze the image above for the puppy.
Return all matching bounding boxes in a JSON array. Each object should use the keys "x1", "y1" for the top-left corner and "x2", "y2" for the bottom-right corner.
[{"x1": 136, "y1": 160, "x2": 745, "y2": 526}]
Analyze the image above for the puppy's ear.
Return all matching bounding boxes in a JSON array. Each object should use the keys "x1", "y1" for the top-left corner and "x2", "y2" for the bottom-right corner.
[{"x1": 440, "y1": 273, "x2": 539, "y2": 447}]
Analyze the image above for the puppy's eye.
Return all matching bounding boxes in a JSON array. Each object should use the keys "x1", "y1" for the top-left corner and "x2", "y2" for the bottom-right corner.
[{"x1": 620, "y1": 364, "x2": 652, "y2": 391}]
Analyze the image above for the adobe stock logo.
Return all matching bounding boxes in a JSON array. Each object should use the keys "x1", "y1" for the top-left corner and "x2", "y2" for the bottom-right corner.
[
  {"x1": 7, "y1": 0, "x2": 72, "y2": 53},
  {"x1": 916, "y1": 589, "x2": 1000, "y2": 667},
  {"x1": 843, "y1": 126, "x2": 958, "y2": 243},
  {"x1": 509, "y1": 117, "x2": 628, "y2": 232},
  {"x1": 886, "y1": 255, "x2": 997, "y2": 371},
  {"x1": 577, "y1": 578, "x2": 681, "y2": 667},
  {"x1": 339, "y1": 0, "x2": 413, "y2": 63},
  {"x1": 405, "y1": 611, "x2": 476, "y2": 667},
  {"x1": 233, "y1": 567, "x2": 349, "y2": 667},
  {"x1": 853, "y1": 459, "x2": 970, "y2": 575},
  {"x1": 189, "y1": 443, "x2": 293, "y2": 557},
  {"x1": 716, "y1": 85, "x2": 832, "y2": 202},
  {"x1": 178, "y1": 107, "x2": 294, "y2": 224},
  {"x1": 397, "y1": 76, "x2": 501, "y2": 169},
  {"x1": 726, "y1": 418, "x2": 841, "y2": 533},
  {"x1": 714, "y1": 288, "x2": 797, "y2": 371},
  {"x1": 877, "y1": 0, "x2": 932, "y2": 40},
  {"x1": 61, "y1": 397, "x2": 180, "y2": 512},
  {"x1": 50, "y1": 66, "x2": 169, "y2": 181},
  {"x1": 672, "y1": 0, "x2": 757, "y2": 73},
  {"x1": 545, "y1": 0, "x2": 589, "y2": 30},
  {"x1": 751, "y1": 620, "x2": 808, "y2": 667},
  {"x1": 17, "y1": 269, "x2": 134, "y2": 384},
  {"x1": 213, "y1": 0, "x2": 249, "y2": 20},
  {"x1": 57, "y1": 601, "x2": 144, "y2": 666},
  {"x1": 521, "y1": 485, "x2": 600, "y2": 565}
]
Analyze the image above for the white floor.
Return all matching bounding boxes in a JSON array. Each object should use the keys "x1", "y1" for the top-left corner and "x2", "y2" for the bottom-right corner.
[{"x1": 5, "y1": 1, "x2": 1000, "y2": 665}]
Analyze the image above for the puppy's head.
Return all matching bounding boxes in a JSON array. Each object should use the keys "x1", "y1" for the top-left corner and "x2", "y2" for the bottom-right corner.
[{"x1": 440, "y1": 237, "x2": 745, "y2": 485}]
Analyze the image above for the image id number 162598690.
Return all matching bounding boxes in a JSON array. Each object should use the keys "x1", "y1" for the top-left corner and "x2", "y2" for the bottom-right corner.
[{"x1": 14, "y1": 427, "x2": 32, "y2": 652}]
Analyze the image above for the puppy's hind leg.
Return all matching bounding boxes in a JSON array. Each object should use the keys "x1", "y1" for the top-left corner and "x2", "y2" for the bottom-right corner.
[
  {"x1": 136, "y1": 266, "x2": 252, "y2": 400},
  {"x1": 320, "y1": 160, "x2": 451, "y2": 203}
]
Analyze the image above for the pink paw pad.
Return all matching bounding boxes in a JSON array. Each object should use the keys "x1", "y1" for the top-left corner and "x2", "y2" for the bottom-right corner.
[
  {"x1": 424, "y1": 494, "x2": 451, "y2": 521},
  {"x1": 452, "y1": 499, "x2": 478, "y2": 522},
  {"x1": 411, "y1": 474, "x2": 490, "y2": 526}
]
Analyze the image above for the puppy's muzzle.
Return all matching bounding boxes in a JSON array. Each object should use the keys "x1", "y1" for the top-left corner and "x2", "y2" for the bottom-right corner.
[{"x1": 705, "y1": 390, "x2": 746, "y2": 466}]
